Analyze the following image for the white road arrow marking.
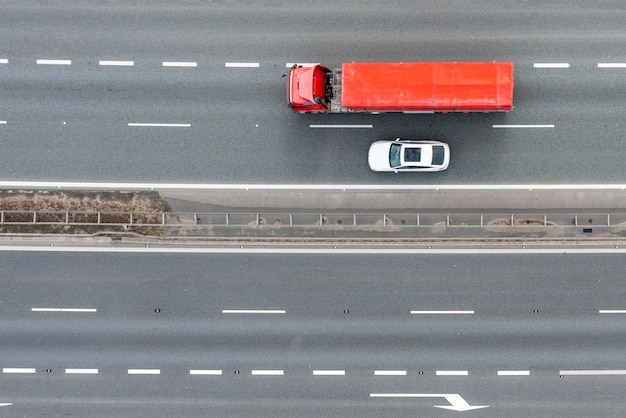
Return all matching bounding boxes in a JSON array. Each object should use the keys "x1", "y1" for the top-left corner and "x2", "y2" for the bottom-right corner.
[{"x1": 370, "y1": 393, "x2": 488, "y2": 412}]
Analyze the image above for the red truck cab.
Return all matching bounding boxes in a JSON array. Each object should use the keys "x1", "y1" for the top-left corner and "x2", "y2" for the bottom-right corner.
[{"x1": 287, "y1": 64, "x2": 331, "y2": 113}]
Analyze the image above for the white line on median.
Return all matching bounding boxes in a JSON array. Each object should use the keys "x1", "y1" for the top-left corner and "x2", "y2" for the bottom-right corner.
[
  {"x1": 598, "y1": 63, "x2": 626, "y2": 68},
  {"x1": 436, "y1": 370, "x2": 468, "y2": 376},
  {"x1": 533, "y1": 63, "x2": 570, "y2": 68},
  {"x1": 65, "y1": 368, "x2": 98, "y2": 374},
  {"x1": 99, "y1": 60, "x2": 134, "y2": 66},
  {"x1": 3, "y1": 368, "x2": 35, "y2": 374},
  {"x1": 497, "y1": 370, "x2": 530, "y2": 376},
  {"x1": 310, "y1": 125, "x2": 373, "y2": 128},
  {"x1": 0, "y1": 59, "x2": 7, "y2": 64},
  {"x1": 375, "y1": 370, "x2": 407, "y2": 376},
  {"x1": 5, "y1": 181, "x2": 626, "y2": 191},
  {"x1": 36, "y1": 59, "x2": 71, "y2": 65},
  {"x1": 251, "y1": 370, "x2": 283, "y2": 375},
  {"x1": 560, "y1": 370, "x2": 626, "y2": 376},
  {"x1": 411, "y1": 310, "x2": 474, "y2": 314},
  {"x1": 493, "y1": 124, "x2": 555, "y2": 128},
  {"x1": 162, "y1": 61, "x2": 197, "y2": 67},
  {"x1": 190, "y1": 369, "x2": 222, "y2": 375},
  {"x1": 32, "y1": 308, "x2": 97, "y2": 312},
  {"x1": 0, "y1": 121, "x2": 6, "y2": 125},
  {"x1": 128, "y1": 123, "x2": 191, "y2": 127},
  {"x1": 313, "y1": 370, "x2": 345, "y2": 376},
  {"x1": 222, "y1": 309, "x2": 285, "y2": 314},
  {"x1": 225, "y1": 62, "x2": 259, "y2": 68},
  {"x1": 599, "y1": 310, "x2": 626, "y2": 314},
  {"x1": 8, "y1": 246, "x2": 626, "y2": 255},
  {"x1": 128, "y1": 369, "x2": 160, "y2": 375}
]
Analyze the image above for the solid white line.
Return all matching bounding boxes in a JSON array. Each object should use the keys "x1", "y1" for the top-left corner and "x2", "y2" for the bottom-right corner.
[
  {"x1": 65, "y1": 368, "x2": 98, "y2": 374},
  {"x1": 4, "y1": 181, "x2": 626, "y2": 191},
  {"x1": 128, "y1": 369, "x2": 160, "y2": 375},
  {"x1": 251, "y1": 370, "x2": 283, "y2": 375},
  {"x1": 598, "y1": 63, "x2": 626, "y2": 68},
  {"x1": 222, "y1": 309, "x2": 285, "y2": 314},
  {"x1": 560, "y1": 370, "x2": 626, "y2": 375},
  {"x1": 3, "y1": 368, "x2": 35, "y2": 374},
  {"x1": 190, "y1": 369, "x2": 222, "y2": 375},
  {"x1": 286, "y1": 63, "x2": 320, "y2": 67},
  {"x1": 225, "y1": 62, "x2": 259, "y2": 68},
  {"x1": 411, "y1": 310, "x2": 474, "y2": 315},
  {"x1": 36, "y1": 59, "x2": 71, "y2": 65},
  {"x1": 99, "y1": 60, "x2": 134, "y2": 66},
  {"x1": 497, "y1": 370, "x2": 530, "y2": 376},
  {"x1": 436, "y1": 370, "x2": 468, "y2": 376},
  {"x1": 310, "y1": 125, "x2": 373, "y2": 128},
  {"x1": 7, "y1": 246, "x2": 626, "y2": 255},
  {"x1": 375, "y1": 370, "x2": 407, "y2": 376},
  {"x1": 162, "y1": 61, "x2": 197, "y2": 67},
  {"x1": 32, "y1": 308, "x2": 97, "y2": 312},
  {"x1": 0, "y1": 121, "x2": 6, "y2": 124},
  {"x1": 128, "y1": 123, "x2": 191, "y2": 127},
  {"x1": 533, "y1": 63, "x2": 569, "y2": 68},
  {"x1": 600, "y1": 310, "x2": 626, "y2": 314},
  {"x1": 493, "y1": 124, "x2": 554, "y2": 128},
  {"x1": 0, "y1": 59, "x2": 7, "y2": 64},
  {"x1": 313, "y1": 370, "x2": 345, "y2": 376}
]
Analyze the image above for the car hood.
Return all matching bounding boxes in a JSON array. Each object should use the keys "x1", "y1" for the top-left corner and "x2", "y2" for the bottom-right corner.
[{"x1": 368, "y1": 141, "x2": 392, "y2": 171}]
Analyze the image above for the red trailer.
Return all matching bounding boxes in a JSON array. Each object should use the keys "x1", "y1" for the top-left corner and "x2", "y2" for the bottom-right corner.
[{"x1": 288, "y1": 62, "x2": 514, "y2": 113}]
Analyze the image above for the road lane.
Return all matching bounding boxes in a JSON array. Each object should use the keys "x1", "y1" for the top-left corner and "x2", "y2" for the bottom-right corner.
[
  {"x1": 2, "y1": 250, "x2": 626, "y2": 414},
  {"x1": 1, "y1": 2, "x2": 626, "y2": 183}
]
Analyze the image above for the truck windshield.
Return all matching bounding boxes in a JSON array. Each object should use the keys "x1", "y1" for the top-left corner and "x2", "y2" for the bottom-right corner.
[{"x1": 389, "y1": 144, "x2": 402, "y2": 168}]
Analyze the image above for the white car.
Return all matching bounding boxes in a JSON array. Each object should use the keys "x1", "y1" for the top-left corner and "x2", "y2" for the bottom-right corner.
[{"x1": 368, "y1": 138, "x2": 450, "y2": 172}]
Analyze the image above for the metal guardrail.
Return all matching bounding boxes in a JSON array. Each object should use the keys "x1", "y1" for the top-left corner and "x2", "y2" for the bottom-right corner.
[{"x1": 1, "y1": 210, "x2": 624, "y2": 229}]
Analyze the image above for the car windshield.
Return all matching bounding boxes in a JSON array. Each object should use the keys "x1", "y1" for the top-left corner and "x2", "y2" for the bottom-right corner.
[
  {"x1": 403, "y1": 147, "x2": 421, "y2": 163},
  {"x1": 431, "y1": 146, "x2": 445, "y2": 165},
  {"x1": 389, "y1": 144, "x2": 402, "y2": 168}
]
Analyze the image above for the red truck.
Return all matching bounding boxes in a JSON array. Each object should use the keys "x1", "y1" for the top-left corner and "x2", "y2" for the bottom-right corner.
[{"x1": 287, "y1": 62, "x2": 514, "y2": 113}]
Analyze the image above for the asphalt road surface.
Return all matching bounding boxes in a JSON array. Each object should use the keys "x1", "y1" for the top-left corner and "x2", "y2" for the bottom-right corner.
[
  {"x1": 0, "y1": 1, "x2": 625, "y2": 183},
  {"x1": 2, "y1": 248, "x2": 626, "y2": 416}
]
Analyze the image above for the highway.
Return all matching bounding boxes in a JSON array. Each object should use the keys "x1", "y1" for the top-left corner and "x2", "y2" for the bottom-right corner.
[
  {"x1": 1, "y1": 248, "x2": 626, "y2": 415},
  {"x1": 1, "y1": 1, "x2": 626, "y2": 416},
  {"x1": 0, "y1": 1, "x2": 625, "y2": 183}
]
